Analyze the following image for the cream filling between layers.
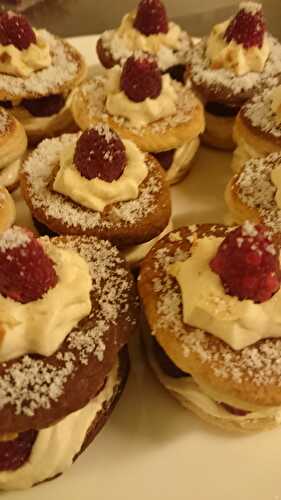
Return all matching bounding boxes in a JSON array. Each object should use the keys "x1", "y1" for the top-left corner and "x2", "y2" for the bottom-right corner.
[
  {"x1": 0, "y1": 361, "x2": 119, "y2": 491},
  {"x1": 54, "y1": 139, "x2": 148, "y2": 212},
  {"x1": 148, "y1": 337, "x2": 281, "y2": 423},
  {"x1": 104, "y1": 12, "x2": 184, "y2": 70},
  {"x1": 166, "y1": 138, "x2": 200, "y2": 184},
  {"x1": 206, "y1": 19, "x2": 270, "y2": 76},
  {"x1": 105, "y1": 66, "x2": 178, "y2": 128},
  {"x1": 12, "y1": 93, "x2": 74, "y2": 135},
  {"x1": 169, "y1": 236, "x2": 281, "y2": 350},
  {"x1": 123, "y1": 218, "x2": 173, "y2": 266},
  {"x1": 0, "y1": 30, "x2": 51, "y2": 78},
  {"x1": 0, "y1": 240, "x2": 92, "y2": 362}
]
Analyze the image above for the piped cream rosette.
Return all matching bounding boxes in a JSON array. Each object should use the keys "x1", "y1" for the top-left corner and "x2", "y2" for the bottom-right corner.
[
  {"x1": 0, "y1": 232, "x2": 92, "y2": 362},
  {"x1": 52, "y1": 128, "x2": 172, "y2": 267},
  {"x1": 71, "y1": 65, "x2": 204, "y2": 185},
  {"x1": 0, "y1": 108, "x2": 27, "y2": 190},
  {"x1": 98, "y1": 10, "x2": 191, "y2": 72}
]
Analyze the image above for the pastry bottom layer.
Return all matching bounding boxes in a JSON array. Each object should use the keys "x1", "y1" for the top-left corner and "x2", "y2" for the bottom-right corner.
[
  {"x1": 202, "y1": 111, "x2": 236, "y2": 151},
  {"x1": 0, "y1": 350, "x2": 129, "y2": 490},
  {"x1": 144, "y1": 332, "x2": 281, "y2": 433}
]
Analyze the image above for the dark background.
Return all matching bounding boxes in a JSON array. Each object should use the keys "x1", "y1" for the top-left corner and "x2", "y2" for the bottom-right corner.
[{"x1": 0, "y1": 0, "x2": 279, "y2": 39}]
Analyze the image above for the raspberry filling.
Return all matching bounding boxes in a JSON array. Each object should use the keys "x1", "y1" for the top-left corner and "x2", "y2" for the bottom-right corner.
[
  {"x1": 0, "y1": 430, "x2": 37, "y2": 471},
  {"x1": 153, "y1": 339, "x2": 189, "y2": 378},
  {"x1": 205, "y1": 102, "x2": 240, "y2": 118},
  {"x1": 0, "y1": 226, "x2": 58, "y2": 304},
  {"x1": 74, "y1": 125, "x2": 127, "y2": 182},
  {"x1": 219, "y1": 403, "x2": 249, "y2": 416},
  {"x1": 153, "y1": 149, "x2": 175, "y2": 170},
  {"x1": 134, "y1": 0, "x2": 168, "y2": 36},
  {"x1": 0, "y1": 11, "x2": 36, "y2": 50},
  {"x1": 22, "y1": 94, "x2": 66, "y2": 117},
  {"x1": 224, "y1": 2, "x2": 266, "y2": 49},
  {"x1": 121, "y1": 55, "x2": 162, "y2": 103},
  {"x1": 210, "y1": 222, "x2": 281, "y2": 303}
]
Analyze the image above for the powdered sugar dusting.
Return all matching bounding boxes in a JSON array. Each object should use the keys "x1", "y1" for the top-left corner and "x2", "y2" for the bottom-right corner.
[
  {"x1": 101, "y1": 22, "x2": 191, "y2": 71},
  {"x1": 77, "y1": 76, "x2": 197, "y2": 134},
  {"x1": 0, "y1": 226, "x2": 30, "y2": 252},
  {"x1": 22, "y1": 133, "x2": 162, "y2": 231},
  {"x1": 0, "y1": 236, "x2": 136, "y2": 416},
  {"x1": 240, "y1": 1, "x2": 262, "y2": 15},
  {"x1": 0, "y1": 30, "x2": 80, "y2": 98},
  {"x1": 190, "y1": 35, "x2": 281, "y2": 98},
  {"x1": 149, "y1": 226, "x2": 281, "y2": 390},
  {"x1": 243, "y1": 86, "x2": 281, "y2": 138},
  {"x1": 237, "y1": 152, "x2": 281, "y2": 233}
]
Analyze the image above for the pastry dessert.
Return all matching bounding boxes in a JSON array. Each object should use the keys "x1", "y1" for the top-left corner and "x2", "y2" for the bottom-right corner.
[
  {"x1": 232, "y1": 84, "x2": 281, "y2": 172},
  {"x1": 139, "y1": 222, "x2": 281, "y2": 432},
  {"x1": 0, "y1": 106, "x2": 27, "y2": 191},
  {"x1": 71, "y1": 53, "x2": 204, "y2": 185},
  {"x1": 188, "y1": 2, "x2": 281, "y2": 150},
  {"x1": 0, "y1": 225, "x2": 138, "y2": 490},
  {"x1": 225, "y1": 152, "x2": 281, "y2": 235},
  {"x1": 0, "y1": 186, "x2": 16, "y2": 231},
  {"x1": 96, "y1": 0, "x2": 192, "y2": 83},
  {"x1": 20, "y1": 124, "x2": 172, "y2": 267},
  {"x1": 0, "y1": 11, "x2": 86, "y2": 145}
]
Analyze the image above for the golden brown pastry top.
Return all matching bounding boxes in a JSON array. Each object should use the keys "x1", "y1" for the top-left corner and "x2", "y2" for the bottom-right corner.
[
  {"x1": 189, "y1": 35, "x2": 281, "y2": 107},
  {"x1": 0, "y1": 32, "x2": 86, "y2": 100},
  {"x1": 20, "y1": 133, "x2": 171, "y2": 246},
  {"x1": 0, "y1": 235, "x2": 138, "y2": 435},
  {"x1": 139, "y1": 224, "x2": 281, "y2": 408}
]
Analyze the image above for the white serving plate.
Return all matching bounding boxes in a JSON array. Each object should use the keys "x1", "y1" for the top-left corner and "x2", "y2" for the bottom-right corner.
[{"x1": 8, "y1": 35, "x2": 281, "y2": 500}]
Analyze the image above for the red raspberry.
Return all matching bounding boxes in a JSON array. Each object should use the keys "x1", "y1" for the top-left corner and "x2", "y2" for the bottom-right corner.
[
  {"x1": 0, "y1": 12, "x2": 36, "y2": 50},
  {"x1": 121, "y1": 55, "x2": 162, "y2": 103},
  {"x1": 224, "y1": 2, "x2": 266, "y2": 49},
  {"x1": 74, "y1": 125, "x2": 127, "y2": 182},
  {"x1": 22, "y1": 94, "x2": 65, "y2": 117},
  {"x1": 0, "y1": 226, "x2": 58, "y2": 304},
  {"x1": 210, "y1": 223, "x2": 281, "y2": 303},
  {"x1": 153, "y1": 149, "x2": 175, "y2": 170},
  {"x1": 134, "y1": 0, "x2": 168, "y2": 36},
  {"x1": 96, "y1": 38, "x2": 116, "y2": 69},
  {"x1": 0, "y1": 430, "x2": 37, "y2": 471}
]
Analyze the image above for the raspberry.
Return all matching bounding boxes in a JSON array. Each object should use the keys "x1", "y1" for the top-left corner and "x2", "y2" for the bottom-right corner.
[
  {"x1": 210, "y1": 223, "x2": 281, "y2": 303},
  {"x1": 96, "y1": 38, "x2": 116, "y2": 69},
  {"x1": 0, "y1": 226, "x2": 58, "y2": 304},
  {"x1": 121, "y1": 55, "x2": 162, "y2": 103},
  {"x1": 22, "y1": 94, "x2": 65, "y2": 117},
  {"x1": 0, "y1": 11, "x2": 36, "y2": 50},
  {"x1": 0, "y1": 430, "x2": 37, "y2": 471},
  {"x1": 74, "y1": 125, "x2": 127, "y2": 182},
  {"x1": 134, "y1": 0, "x2": 168, "y2": 36},
  {"x1": 153, "y1": 149, "x2": 174, "y2": 170},
  {"x1": 224, "y1": 2, "x2": 266, "y2": 49}
]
